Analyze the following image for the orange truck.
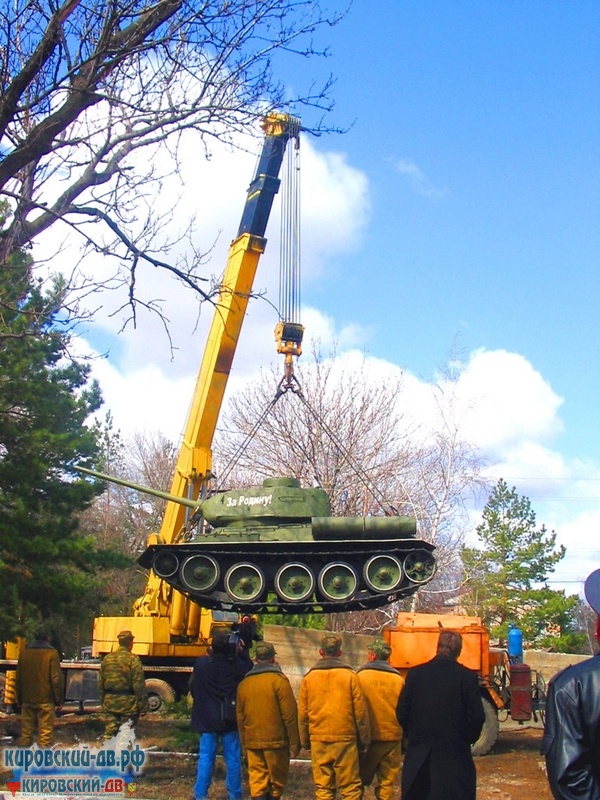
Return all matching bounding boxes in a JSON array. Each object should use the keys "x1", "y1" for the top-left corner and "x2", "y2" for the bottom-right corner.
[{"x1": 382, "y1": 612, "x2": 547, "y2": 755}]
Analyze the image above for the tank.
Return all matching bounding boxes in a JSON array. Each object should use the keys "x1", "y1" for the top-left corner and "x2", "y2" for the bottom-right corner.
[{"x1": 77, "y1": 468, "x2": 437, "y2": 614}]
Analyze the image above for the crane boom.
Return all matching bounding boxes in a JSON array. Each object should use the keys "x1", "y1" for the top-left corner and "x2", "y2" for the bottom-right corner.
[
  {"x1": 160, "y1": 113, "x2": 301, "y2": 545},
  {"x1": 94, "y1": 113, "x2": 300, "y2": 649}
]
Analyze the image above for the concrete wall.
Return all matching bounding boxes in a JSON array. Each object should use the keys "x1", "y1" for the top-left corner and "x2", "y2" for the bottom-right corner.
[
  {"x1": 262, "y1": 624, "x2": 591, "y2": 696},
  {"x1": 262, "y1": 624, "x2": 372, "y2": 696},
  {"x1": 522, "y1": 650, "x2": 588, "y2": 683}
]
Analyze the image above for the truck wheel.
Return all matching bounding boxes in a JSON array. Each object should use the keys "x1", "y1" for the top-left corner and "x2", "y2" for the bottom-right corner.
[
  {"x1": 0, "y1": 674, "x2": 5, "y2": 708},
  {"x1": 145, "y1": 679, "x2": 176, "y2": 714},
  {"x1": 471, "y1": 696, "x2": 499, "y2": 756}
]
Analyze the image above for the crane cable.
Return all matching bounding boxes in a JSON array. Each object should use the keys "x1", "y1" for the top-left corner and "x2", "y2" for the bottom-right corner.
[
  {"x1": 291, "y1": 390, "x2": 401, "y2": 517},
  {"x1": 217, "y1": 382, "x2": 400, "y2": 515},
  {"x1": 274, "y1": 127, "x2": 304, "y2": 390},
  {"x1": 279, "y1": 125, "x2": 301, "y2": 326},
  {"x1": 216, "y1": 130, "x2": 303, "y2": 491},
  {"x1": 217, "y1": 128, "x2": 399, "y2": 514}
]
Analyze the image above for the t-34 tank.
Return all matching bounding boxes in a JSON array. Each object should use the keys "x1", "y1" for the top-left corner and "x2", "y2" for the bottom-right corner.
[{"x1": 77, "y1": 468, "x2": 437, "y2": 613}]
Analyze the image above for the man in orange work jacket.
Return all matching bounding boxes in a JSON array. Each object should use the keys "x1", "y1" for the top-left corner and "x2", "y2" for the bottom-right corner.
[
  {"x1": 356, "y1": 639, "x2": 405, "y2": 800},
  {"x1": 16, "y1": 630, "x2": 64, "y2": 747},
  {"x1": 298, "y1": 634, "x2": 370, "y2": 800},
  {"x1": 236, "y1": 641, "x2": 299, "y2": 800}
]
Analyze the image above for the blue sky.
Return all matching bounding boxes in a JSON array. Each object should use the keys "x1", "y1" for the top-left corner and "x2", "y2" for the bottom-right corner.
[
  {"x1": 39, "y1": 1, "x2": 600, "y2": 596},
  {"x1": 301, "y1": 0, "x2": 599, "y2": 460}
]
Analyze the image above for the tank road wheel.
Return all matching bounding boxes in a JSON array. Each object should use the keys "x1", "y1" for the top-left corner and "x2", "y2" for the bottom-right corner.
[
  {"x1": 152, "y1": 550, "x2": 179, "y2": 578},
  {"x1": 145, "y1": 679, "x2": 176, "y2": 715},
  {"x1": 181, "y1": 555, "x2": 220, "y2": 592},
  {"x1": 403, "y1": 550, "x2": 436, "y2": 584},
  {"x1": 318, "y1": 563, "x2": 358, "y2": 602},
  {"x1": 224, "y1": 563, "x2": 266, "y2": 603},
  {"x1": 471, "y1": 697, "x2": 499, "y2": 756},
  {"x1": 364, "y1": 554, "x2": 403, "y2": 593},
  {"x1": 275, "y1": 563, "x2": 315, "y2": 602}
]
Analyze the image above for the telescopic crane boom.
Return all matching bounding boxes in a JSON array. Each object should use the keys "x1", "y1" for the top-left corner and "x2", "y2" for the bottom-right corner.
[{"x1": 92, "y1": 113, "x2": 301, "y2": 652}]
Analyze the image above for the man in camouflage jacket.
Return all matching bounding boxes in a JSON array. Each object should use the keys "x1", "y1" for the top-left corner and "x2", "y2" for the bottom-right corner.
[{"x1": 98, "y1": 630, "x2": 148, "y2": 740}]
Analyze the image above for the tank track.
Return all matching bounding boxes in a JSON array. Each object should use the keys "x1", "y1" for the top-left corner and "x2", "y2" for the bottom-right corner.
[{"x1": 138, "y1": 539, "x2": 436, "y2": 614}]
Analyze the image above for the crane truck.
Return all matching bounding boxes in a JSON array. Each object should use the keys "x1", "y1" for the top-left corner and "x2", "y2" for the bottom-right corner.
[{"x1": 0, "y1": 113, "x2": 302, "y2": 712}]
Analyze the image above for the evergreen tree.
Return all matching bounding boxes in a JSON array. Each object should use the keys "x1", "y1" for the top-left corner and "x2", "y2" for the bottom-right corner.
[
  {"x1": 462, "y1": 478, "x2": 584, "y2": 651},
  {"x1": 0, "y1": 204, "x2": 111, "y2": 641}
]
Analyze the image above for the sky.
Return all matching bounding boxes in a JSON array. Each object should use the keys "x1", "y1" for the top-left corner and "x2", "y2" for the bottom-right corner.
[{"x1": 35, "y1": 1, "x2": 600, "y2": 598}]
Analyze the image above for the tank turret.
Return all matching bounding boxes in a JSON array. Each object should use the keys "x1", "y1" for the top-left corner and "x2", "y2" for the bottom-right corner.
[{"x1": 77, "y1": 467, "x2": 436, "y2": 613}]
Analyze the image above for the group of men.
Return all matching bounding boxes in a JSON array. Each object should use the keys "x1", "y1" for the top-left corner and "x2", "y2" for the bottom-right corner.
[
  {"x1": 12, "y1": 624, "x2": 488, "y2": 800},
  {"x1": 14, "y1": 588, "x2": 600, "y2": 800},
  {"x1": 15, "y1": 628, "x2": 149, "y2": 746},
  {"x1": 189, "y1": 627, "x2": 485, "y2": 800},
  {"x1": 188, "y1": 630, "x2": 404, "y2": 800}
]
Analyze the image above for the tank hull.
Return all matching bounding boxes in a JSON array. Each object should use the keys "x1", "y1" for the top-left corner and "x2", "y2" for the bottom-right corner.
[{"x1": 138, "y1": 537, "x2": 436, "y2": 613}]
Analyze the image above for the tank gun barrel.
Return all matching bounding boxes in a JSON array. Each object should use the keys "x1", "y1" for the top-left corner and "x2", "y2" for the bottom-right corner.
[{"x1": 75, "y1": 466, "x2": 200, "y2": 510}]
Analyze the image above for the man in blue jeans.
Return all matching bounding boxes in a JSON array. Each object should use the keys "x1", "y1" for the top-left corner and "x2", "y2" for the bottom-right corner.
[{"x1": 190, "y1": 630, "x2": 252, "y2": 800}]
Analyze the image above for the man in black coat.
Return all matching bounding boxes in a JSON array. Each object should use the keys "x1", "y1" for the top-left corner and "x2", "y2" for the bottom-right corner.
[
  {"x1": 541, "y1": 568, "x2": 600, "y2": 800},
  {"x1": 190, "y1": 631, "x2": 252, "y2": 800},
  {"x1": 396, "y1": 629, "x2": 485, "y2": 800}
]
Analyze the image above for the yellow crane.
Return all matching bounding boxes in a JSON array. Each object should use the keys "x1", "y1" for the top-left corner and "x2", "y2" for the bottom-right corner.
[
  {"x1": 92, "y1": 114, "x2": 301, "y2": 686},
  {"x1": 0, "y1": 113, "x2": 301, "y2": 713}
]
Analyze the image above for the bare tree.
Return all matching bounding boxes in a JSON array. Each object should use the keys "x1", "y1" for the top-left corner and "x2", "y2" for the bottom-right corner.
[
  {"x1": 80, "y1": 423, "x2": 177, "y2": 616},
  {"x1": 214, "y1": 350, "x2": 490, "y2": 626},
  {"x1": 215, "y1": 354, "x2": 418, "y2": 516},
  {"x1": 0, "y1": 0, "x2": 341, "y2": 326},
  {"x1": 573, "y1": 597, "x2": 598, "y2": 656}
]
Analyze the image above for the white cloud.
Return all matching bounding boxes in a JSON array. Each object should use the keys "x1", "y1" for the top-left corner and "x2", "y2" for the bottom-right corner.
[
  {"x1": 451, "y1": 349, "x2": 564, "y2": 452},
  {"x1": 54, "y1": 133, "x2": 372, "y2": 447},
  {"x1": 34, "y1": 124, "x2": 600, "y2": 599},
  {"x1": 552, "y1": 509, "x2": 600, "y2": 594},
  {"x1": 395, "y1": 157, "x2": 447, "y2": 199}
]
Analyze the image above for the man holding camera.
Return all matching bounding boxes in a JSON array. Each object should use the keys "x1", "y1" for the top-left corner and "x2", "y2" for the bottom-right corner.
[{"x1": 190, "y1": 630, "x2": 252, "y2": 800}]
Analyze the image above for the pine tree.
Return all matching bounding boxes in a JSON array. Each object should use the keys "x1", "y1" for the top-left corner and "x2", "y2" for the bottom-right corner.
[
  {"x1": 462, "y1": 478, "x2": 584, "y2": 650},
  {"x1": 0, "y1": 204, "x2": 109, "y2": 640}
]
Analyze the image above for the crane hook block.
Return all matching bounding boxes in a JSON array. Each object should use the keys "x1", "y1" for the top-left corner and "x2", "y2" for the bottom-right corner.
[{"x1": 275, "y1": 321, "x2": 304, "y2": 357}]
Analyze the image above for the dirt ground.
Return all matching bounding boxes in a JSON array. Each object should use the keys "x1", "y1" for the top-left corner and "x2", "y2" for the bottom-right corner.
[{"x1": 0, "y1": 711, "x2": 552, "y2": 800}]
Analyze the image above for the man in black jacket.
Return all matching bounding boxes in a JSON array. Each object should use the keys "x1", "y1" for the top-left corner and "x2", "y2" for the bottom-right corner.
[
  {"x1": 396, "y1": 630, "x2": 485, "y2": 800},
  {"x1": 190, "y1": 631, "x2": 252, "y2": 800},
  {"x1": 541, "y1": 568, "x2": 600, "y2": 800}
]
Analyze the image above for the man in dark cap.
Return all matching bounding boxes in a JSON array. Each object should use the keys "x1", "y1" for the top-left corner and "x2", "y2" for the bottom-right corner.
[
  {"x1": 298, "y1": 633, "x2": 370, "y2": 800},
  {"x1": 232, "y1": 614, "x2": 263, "y2": 663},
  {"x1": 542, "y1": 568, "x2": 600, "y2": 799},
  {"x1": 16, "y1": 629, "x2": 64, "y2": 746},
  {"x1": 396, "y1": 630, "x2": 484, "y2": 800},
  {"x1": 236, "y1": 642, "x2": 299, "y2": 800},
  {"x1": 190, "y1": 629, "x2": 252, "y2": 800},
  {"x1": 98, "y1": 630, "x2": 148, "y2": 741},
  {"x1": 356, "y1": 639, "x2": 404, "y2": 800}
]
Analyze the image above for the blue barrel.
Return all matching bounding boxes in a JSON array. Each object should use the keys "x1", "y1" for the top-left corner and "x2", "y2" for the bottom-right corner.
[{"x1": 508, "y1": 623, "x2": 523, "y2": 663}]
